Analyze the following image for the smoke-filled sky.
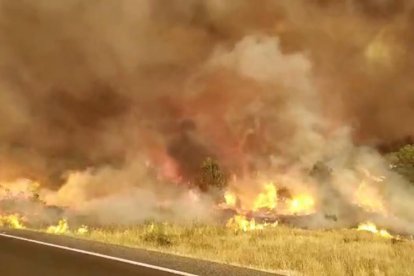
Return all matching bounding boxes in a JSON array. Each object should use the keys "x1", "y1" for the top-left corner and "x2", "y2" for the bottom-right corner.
[{"x1": 0, "y1": 0, "x2": 413, "y2": 193}]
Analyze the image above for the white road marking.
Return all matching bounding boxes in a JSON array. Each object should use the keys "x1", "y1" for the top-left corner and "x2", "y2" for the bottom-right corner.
[{"x1": 0, "y1": 232, "x2": 199, "y2": 276}]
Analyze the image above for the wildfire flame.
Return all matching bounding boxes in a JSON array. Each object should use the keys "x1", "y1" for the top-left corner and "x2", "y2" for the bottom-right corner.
[
  {"x1": 355, "y1": 181, "x2": 388, "y2": 216},
  {"x1": 357, "y1": 222, "x2": 393, "y2": 239},
  {"x1": 222, "y1": 179, "x2": 318, "y2": 230},
  {"x1": 226, "y1": 215, "x2": 277, "y2": 232},
  {"x1": 288, "y1": 194, "x2": 315, "y2": 215},
  {"x1": 222, "y1": 178, "x2": 317, "y2": 215},
  {"x1": 253, "y1": 182, "x2": 277, "y2": 211},
  {"x1": 77, "y1": 225, "x2": 89, "y2": 235},
  {"x1": 45, "y1": 219, "x2": 89, "y2": 235},
  {"x1": 0, "y1": 169, "x2": 401, "y2": 240},
  {"x1": 0, "y1": 214, "x2": 25, "y2": 229},
  {"x1": 47, "y1": 219, "x2": 70, "y2": 234},
  {"x1": 224, "y1": 191, "x2": 237, "y2": 208}
]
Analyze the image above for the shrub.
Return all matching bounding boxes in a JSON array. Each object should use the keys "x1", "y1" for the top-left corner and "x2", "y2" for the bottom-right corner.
[{"x1": 142, "y1": 223, "x2": 173, "y2": 247}]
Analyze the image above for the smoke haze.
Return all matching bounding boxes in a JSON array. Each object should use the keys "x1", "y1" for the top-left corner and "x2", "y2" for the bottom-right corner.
[{"x1": 0, "y1": 0, "x2": 413, "y2": 229}]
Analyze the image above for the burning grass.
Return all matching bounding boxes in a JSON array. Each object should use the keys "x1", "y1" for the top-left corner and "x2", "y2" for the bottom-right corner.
[
  {"x1": 60, "y1": 222, "x2": 413, "y2": 276},
  {"x1": 1, "y1": 160, "x2": 414, "y2": 275},
  {"x1": 1, "y1": 174, "x2": 414, "y2": 275}
]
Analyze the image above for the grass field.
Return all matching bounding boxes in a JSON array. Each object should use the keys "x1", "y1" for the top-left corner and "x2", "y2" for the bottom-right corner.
[{"x1": 64, "y1": 223, "x2": 414, "y2": 276}]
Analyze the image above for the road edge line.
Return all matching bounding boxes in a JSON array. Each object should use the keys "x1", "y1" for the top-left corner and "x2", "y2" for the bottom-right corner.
[{"x1": 0, "y1": 232, "x2": 198, "y2": 276}]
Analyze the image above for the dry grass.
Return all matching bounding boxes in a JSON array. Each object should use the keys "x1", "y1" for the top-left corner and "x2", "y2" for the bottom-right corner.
[{"x1": 68, "y1": 223, "x2": 414, "y2": 276}]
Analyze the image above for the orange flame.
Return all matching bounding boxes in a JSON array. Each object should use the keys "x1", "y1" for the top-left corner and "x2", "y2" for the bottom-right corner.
[
  {"x1": 288, "y1": 194, "x2": 315, "y2": 215},
  {"x1": 226, "y1": 215, "x2": 277, "y2": 232},
  {"x1": 253, "y1": 182, "x2": 277, "y2": 211}
]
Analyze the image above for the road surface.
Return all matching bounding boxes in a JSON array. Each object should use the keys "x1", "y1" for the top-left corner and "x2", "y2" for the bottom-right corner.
[{"x1": 0, "y1": 230, "x2": 279, "y2": 276}]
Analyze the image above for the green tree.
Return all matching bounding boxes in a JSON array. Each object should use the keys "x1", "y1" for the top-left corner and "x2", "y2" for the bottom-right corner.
[
  {"x1": 197, "y1": 157, "x2": 227, "y2": 192},
  {"x1": 395, "y1": 144, "x2": 414, "y2": 166},
  {"x1": 387, "y1": 144, "x2": 414, "y2": 184}
]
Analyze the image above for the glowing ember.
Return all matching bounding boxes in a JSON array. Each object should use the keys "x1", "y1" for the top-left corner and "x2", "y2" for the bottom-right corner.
[
  {"x1": 357, "y1": 222, "x2": 393, "y2": 239},
  {"x1": 253, "y1": 183, "x2": 277, "y2": 211},
  {"x1": 288, "y1": 194, "x2": 315, "y2": 215}
]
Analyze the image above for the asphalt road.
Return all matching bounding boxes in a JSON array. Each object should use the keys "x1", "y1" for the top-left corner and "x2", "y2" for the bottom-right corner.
[
  {"x1": 0, "y1": 233, "x2": 179, "y2": 276},
  {"x1": 0, "y1": 230, "x2": 280, "y2": 276}
]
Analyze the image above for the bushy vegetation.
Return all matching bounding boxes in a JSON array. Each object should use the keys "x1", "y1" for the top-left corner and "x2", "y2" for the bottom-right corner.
[
  {"x1": 68, "y1": 223, "x2": 414, "y2": 276},
  {"x1": 387, "y1": 144, "x2": 414, "y2": 184},
  {"x1": 142, "y1": 223, "x2": 174, "y2": 247},
  {"x1": 196, "y1": 157, "x2": 227, "y2": 192}
]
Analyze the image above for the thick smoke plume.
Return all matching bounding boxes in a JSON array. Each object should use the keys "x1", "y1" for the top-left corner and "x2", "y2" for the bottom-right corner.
[{"x1": 0, "y1": 0, "x2": 413, "y2": 228}]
